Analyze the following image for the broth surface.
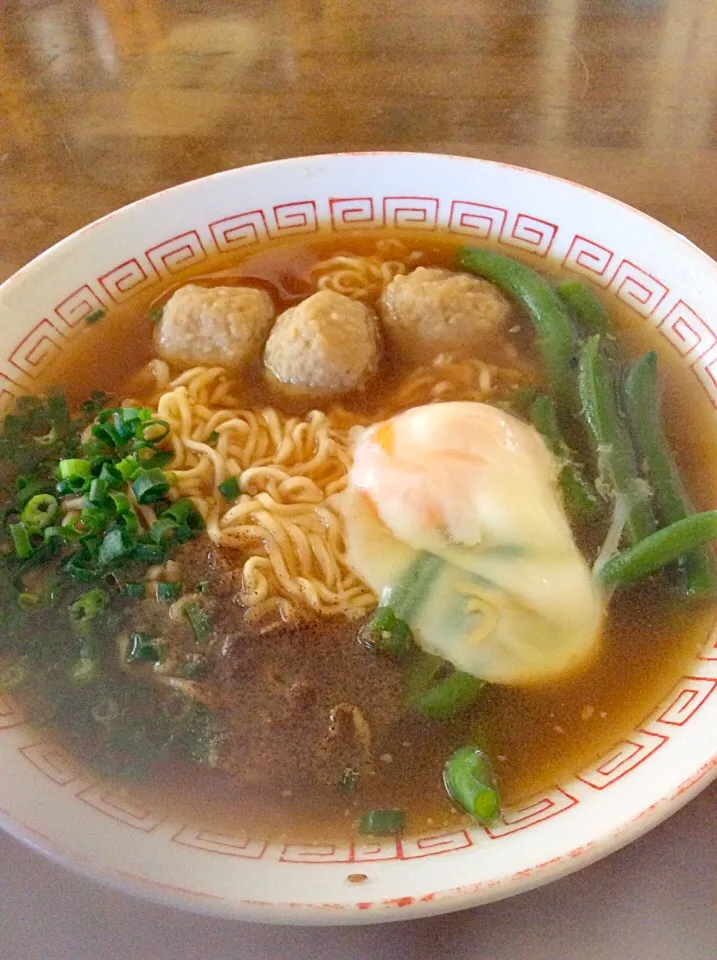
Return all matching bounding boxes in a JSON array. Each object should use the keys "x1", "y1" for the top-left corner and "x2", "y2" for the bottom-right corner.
[{"x1": 7, "y1": 230, "x2": 717, "y2": 842}]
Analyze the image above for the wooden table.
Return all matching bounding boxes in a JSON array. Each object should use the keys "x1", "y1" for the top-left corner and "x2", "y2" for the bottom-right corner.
[{"x1": 1, "y1": 1, "x2": 716, "y2": 957}]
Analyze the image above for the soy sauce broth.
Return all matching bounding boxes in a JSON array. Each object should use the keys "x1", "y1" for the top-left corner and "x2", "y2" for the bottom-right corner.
[{"x1": 10, "y1": 230, "x2": 717, "y2": 842}]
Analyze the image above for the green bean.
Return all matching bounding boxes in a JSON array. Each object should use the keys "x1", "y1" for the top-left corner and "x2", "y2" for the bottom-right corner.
[
  {"x1": 599, "y1": 511, "x2": 717, "y2": 587},
  {"x1": 443, "y1": 746, "x2": 501, "y2": 824},
  {"x1": 556, "y1": 279, "x2": 612, "y2": 336},
  {"x1": 404, "y1": 650, "x2": 444, "y2": 706},
  {"x1": 457, "y1": 246, "x2": 578, "y2": 409},
  {"x1": 384, "y1": 552, "x2": 443, "y2": 621},
  {"x1": 360, "y1": 606, "x2": 414, "y2": 658},
  {"x1": 578, "y1": 337, "x2": 655, "y2": 545},
  {"x1": 624, "y1": 351, "x2": 716, "y2": 598},
  {"x1": 530, "y1": 395, "x2": 600, "y2": 520},
  {"x1": 358, "y1": 808, "x2": 406, "y2": 836},
  {"x1": 419, "y1": 670, "x2": 484, "y2": 720}
]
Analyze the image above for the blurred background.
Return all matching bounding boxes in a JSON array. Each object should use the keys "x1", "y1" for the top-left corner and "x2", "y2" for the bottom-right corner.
[{"x1": 2, "y1": 0, "x2": 717, "y2": 283}]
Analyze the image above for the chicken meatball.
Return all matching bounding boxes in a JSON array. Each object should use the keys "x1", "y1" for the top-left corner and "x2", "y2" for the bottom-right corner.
[
  {"x1": 155, "y1": 283, "x2": 275, "y2": 370},
  {"x1": 378, "y1": 267, "x2": 513, "y2": 360},
  {"x1": 264, "y1": 290, "x2": 380, "y2": 397}
]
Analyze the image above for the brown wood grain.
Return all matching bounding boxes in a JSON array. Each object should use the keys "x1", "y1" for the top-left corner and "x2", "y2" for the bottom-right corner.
[{"x1": 2, "y1": 0, "x2": 717, "y2": 280}]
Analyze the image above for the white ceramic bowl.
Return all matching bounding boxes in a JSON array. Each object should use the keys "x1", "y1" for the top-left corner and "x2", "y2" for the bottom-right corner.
[{"x1": 0, "y1": 153, "x2": 715, "y2": 925}]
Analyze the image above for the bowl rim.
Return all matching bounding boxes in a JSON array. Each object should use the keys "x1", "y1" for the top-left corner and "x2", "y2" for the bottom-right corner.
[{"x1": 0, "y1": 150, "x2": 716, "y2": 924}]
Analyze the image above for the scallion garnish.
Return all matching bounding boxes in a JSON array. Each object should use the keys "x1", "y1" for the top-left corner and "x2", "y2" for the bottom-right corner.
[
  {"x1": 17, "y1": 591, "x2": 41, "y2": 610},
  {"x1": 116, "y1": 456, "x2": 140, "y2": 480},
  {"x1": 20, "y1": 493, "x2": 58, "y2": 532},
  {"x1": 218, "y1": 476, "x2": 240, "y2": 501},
  {"x1": 109, "y1": 491, "x2": 131, "y2": 515},
  {"x1": 157, "y1": 581, "x2": 181, "y2": 603},
  {"x1": 69, "y1": 588, "x2": 110, "y2": 632},
  {"x1": 184, "y1": 601, "x2": 212, "y2": 644},
  {"x1": 132, "y1": 468, "x2": 170, "y2": 504},
  {"x1": 10, "y1": 522, "x2": 32, "y2": 558},
  {"x1": 88, "y1": 478, "x2": 108, "y2": 505},
  {"x1": 339, "y1": 767, "x2": 359, "y2": 794},
  {"x1": 358, "y1": 809, "x2": 406, "y2": 836},
  {"x1": 58, "y1": 458, "x2": 91, "y2": 481},
  {"x1": 120, "y1": 582, "x2": 145, "y2": 599},
  {"x1": 98, "y1": 528, "x2": 130, "y2": 566},
  {"x1": 126, "y1": 632, "x2": 165, "y2": 664},
  {"x1": 85, "y1": 309, "x2": 105, "y2": 325}
]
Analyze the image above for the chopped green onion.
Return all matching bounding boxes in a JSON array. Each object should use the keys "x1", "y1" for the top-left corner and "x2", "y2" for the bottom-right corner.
[
  {"x1": 120, "y1": 582, "x2": 145, "y2": 599},
  {"x1": 20, "y1": 493, "x2": 59, "y2": 531},
  {"x1": 116, "y1": 456, "x2": 140, "y2": 480},
  {"x1": 58, "y1": 458, "x2": 91, "y2": 481},
  {"x1": 109, "y1": 492, "x2": 131, "y2": 515},
  {"x1": 80, "y1": 504, "x2": 109, "y2": 533},
  {"x1": 339, "y1": 767, "x2": 359, "y2": 794},
  {"x1": 134, "y1": 446, "x2": 173, "y2": 470},
  {"x1": 162, "y1": 498, "x2": 203, "y2": 527},
  {"x1": 17, "y1": 591, "x2": 41, "y2": 610},
  {"x1": 44, "y1": 524, "x2": 77, "y2": 544},
  {"x1": 98, "y1": 528, "x2": 130, "y2": 566},
  {"x1": 358, "y1": 809, "x2": 406, "y2": 836},
  {"x1": 126, "y1": 632, "x2": 165, "y2": 664},
  {"x1": 132, "y1": 468, "x2": 170, "y2": 504},
  {"x1": 150, "y1": 517, "x2": 179, "y2": 543},
  {"x1": 184, "y1": 601, "x2": 212, "y2": 643},
  {"x1": 115, "y1": 407, "x2": 150, "y2": 424},
  {"x1": 196, "y1": 580, "x2": 210, "y2": 594},
  {"x1": 132, "y1": 542, "x2": 167, "y2": 563},
  {"x1": 10, "y1": 522, "x2": 32, "y2": 558},
  {"x1": 116, "y1": 511, "x2": 139, "y2": 537},
  {"x1": 147, "y1": 306, "x2": 163, "y2": 324},
  {"x1": 88, "y1": 478, "x2": 108, "y2": 505},
  {"x1": 157, "y1": 581, "x2": 181, "y2": 603},
  {"x1": 16, "y1": 477, "x2": 53, "y2": 508},
  {"x1": 208, "y1": 431, "x2": 219, "y2": 444},
  {"x1": 69, "y1": 588, "x2": 110, "y2": 631},
  {"x1": 218, "y1": 476, "x2": 240, "y2": 501},
  {"x1": 98, "y1": 463, "x2": 123, "y2": 489},
  {"x1": 85, "y1": 309, "x2": 105, "y2": 325}
]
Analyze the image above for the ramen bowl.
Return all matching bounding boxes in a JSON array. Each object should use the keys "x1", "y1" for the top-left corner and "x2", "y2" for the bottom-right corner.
[{"x1": 0, "y1": 153, "x2": 715, "y2": 924}]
